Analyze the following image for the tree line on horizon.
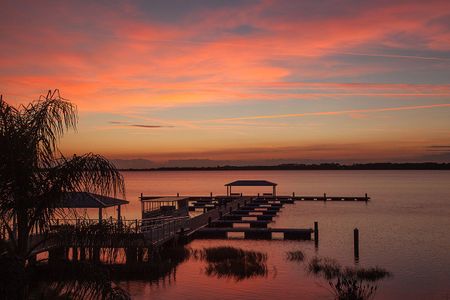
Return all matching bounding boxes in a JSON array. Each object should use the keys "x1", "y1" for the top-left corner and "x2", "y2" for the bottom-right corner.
[{"x1": 117, "y1": 162, "x2": 450, "y2": 171}]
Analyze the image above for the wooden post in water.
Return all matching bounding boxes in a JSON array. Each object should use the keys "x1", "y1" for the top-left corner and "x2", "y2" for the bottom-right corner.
[
  {"x1": 80, "y1": 247, "x2": 86, "y2": 261},
  {"x1": 365, "y1": 193, "x2": 368, "y2": 201},
  {"x1": 126, "y1": 248, "x2": 137, "y2": 265},
  {"x1": 314, "y1": 221, "x2": 319, "y2": 246},
  {"x1": 93, "y1": 247, "x2": 100, "y2": 263},
  {"x1": 140, "y1": 193, "x2": 144, "y2": 218},
  {"x1": 177, "y1": 192, "x2": 179, "y2": 197},
  {"x1": 354, "y1": 228, "x2": 359, "y2": 261},
  {"x1": 117, "y1": 205, "x2": 122, "y2": 225},
  {"x1": 323, "y1": 193, "x2": 327, "y2": 201},
  {"x1": 292, "y1": 192, "x2": 295, "y2": 198},
  {"x1": 72, "y1": 247, "x2": 78, "y2": 261}
]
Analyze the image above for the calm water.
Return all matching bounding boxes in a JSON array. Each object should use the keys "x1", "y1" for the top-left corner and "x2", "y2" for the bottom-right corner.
[{"x1": 107, "y1": 170, "x2": 450, "y2": 299}]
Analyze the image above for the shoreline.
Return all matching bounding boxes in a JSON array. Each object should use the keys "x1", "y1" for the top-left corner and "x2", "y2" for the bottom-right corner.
[{"x1": 117, "y1": 162, "x2": 450, "y2": 171}]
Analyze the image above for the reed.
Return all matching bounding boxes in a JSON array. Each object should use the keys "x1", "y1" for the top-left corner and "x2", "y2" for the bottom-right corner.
[{"x1": 307, "y1": 257, "x2": 391, "y2": 300}]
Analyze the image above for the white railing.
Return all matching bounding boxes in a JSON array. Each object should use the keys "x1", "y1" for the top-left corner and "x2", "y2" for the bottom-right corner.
[{"x1": 141, "y1": 216, "x2": 189, "y2": 245}]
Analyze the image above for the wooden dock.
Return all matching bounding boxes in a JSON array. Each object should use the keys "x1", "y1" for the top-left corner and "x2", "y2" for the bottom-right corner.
[
  {"x1": 21, "y1": 182, "x2": 369, "y2": 263},
  {"x1": 196, "y1": 227, "x2": 313, "y2": 240}
]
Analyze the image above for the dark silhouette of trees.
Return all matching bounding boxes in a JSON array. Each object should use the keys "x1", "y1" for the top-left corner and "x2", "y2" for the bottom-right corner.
[{"x1": 0, "y1": 90, "x2": 126, "y2": 299}]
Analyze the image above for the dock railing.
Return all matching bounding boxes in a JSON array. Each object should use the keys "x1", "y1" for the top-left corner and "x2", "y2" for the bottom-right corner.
[{"x1": 141, "y1": 216, "x2": 189, "y2": 245}]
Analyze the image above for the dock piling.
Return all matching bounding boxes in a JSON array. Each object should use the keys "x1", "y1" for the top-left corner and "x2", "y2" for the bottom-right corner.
[
  {"x1": 354, "y1": 228, "x2": 359, "y2": 261},
  {"x1": 314, "y1": 221, "x2": 319, "y2": 246}
]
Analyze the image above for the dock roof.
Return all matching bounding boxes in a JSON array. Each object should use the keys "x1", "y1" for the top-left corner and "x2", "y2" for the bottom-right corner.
[
  {"x1": 58, "y1": 192, "x2": 129, "y2": 208},
  {"x1": 225, "y1": 180, "x2": 277, "y2": 187}
]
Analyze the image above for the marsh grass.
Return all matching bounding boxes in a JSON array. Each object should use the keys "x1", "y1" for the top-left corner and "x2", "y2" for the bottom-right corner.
[
  {"x1": 307, "y1": 257, "x2": 391, "y2": 300},
  {"x1": 191, "y1": 246, "x2": 268, "y2": 281}
]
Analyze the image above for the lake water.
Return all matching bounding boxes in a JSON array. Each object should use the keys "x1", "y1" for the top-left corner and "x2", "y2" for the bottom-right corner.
[{"x1": 109, "y1": 170, "x2": 450, "y2": 299}]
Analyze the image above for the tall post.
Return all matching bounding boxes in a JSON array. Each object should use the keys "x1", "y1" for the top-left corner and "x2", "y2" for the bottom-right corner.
[
  {"x1": 314, "y1": 221, "x2": 319, "y2": 247},
  {"x1": 273, "y1": 186, "x2": 276, "y2": 197},
  {"x1": 354, "y1": 228, "x2": 359, "y2": 262},
  {"x1": 98, "y1": 208, "x2": 103, "y2": 223},
  {"x1": 117, "y1": 205, "x2": 122, "y2": 224},
  {"x1": 365, "y1": 193, "x2": 368, "y2": 201},
  {"x1": 80, "y1": 247, "x2": 86, "y2": 261},
  {"x1": 140, "y1": 193, "x2": 144, "y2": 218},
  {"x1": 323, "y1": 193, "x2": 327, "y2": 201}
]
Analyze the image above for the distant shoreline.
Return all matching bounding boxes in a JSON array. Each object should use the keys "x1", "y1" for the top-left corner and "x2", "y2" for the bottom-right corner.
[{"x1": 118, "y1": 162, "x2": 450, "y2": 171}]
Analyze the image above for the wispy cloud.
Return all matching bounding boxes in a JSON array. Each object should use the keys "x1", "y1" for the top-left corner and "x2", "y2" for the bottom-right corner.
[
  {"x1": 206, "y1": 103, "x2": 450, "y2": 122},
  {"x1": 108, "y1": 121, "x2": 173, "y2": 128},
  {"x1": 129, "y1": 124, "x2": 174, "y2": 128},
  {"x1": 426, "y1": 145, "x2": 450, "y2": 152}
]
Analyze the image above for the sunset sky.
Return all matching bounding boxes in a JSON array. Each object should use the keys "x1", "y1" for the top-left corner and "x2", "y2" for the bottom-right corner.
[{"x1": 1, "y1": 0, "x2": 450, "y2": 165}]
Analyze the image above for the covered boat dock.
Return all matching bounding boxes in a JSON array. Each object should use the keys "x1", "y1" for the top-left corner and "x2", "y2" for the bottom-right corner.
[{"x1": 225, "y1": 180, "x2": 278, "y2": 196}]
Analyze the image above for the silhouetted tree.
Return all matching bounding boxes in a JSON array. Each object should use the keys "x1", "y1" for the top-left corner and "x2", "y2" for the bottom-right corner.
[{"x1": 0, "y1": 90, "x2": 126, "y2": 299}]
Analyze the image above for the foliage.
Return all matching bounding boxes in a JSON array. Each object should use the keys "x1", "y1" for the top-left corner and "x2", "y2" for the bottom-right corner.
[
  {"x1": 307, "y1": 257, "x2": 391, "y2": 300},
  {"x1": 0, "y1": 90, "x2": 126, "y2": 299},
  {"x1": 0, "y1": 90, "x2": 125, "y2": 259}
]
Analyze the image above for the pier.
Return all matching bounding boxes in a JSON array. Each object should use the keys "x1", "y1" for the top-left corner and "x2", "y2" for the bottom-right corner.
[{"x1": 12, "y1": 180, "x2": 370, "y2": 264}]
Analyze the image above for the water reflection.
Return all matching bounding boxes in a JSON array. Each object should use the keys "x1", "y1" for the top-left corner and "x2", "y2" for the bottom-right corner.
[
  {"x1": 29, "y1": 245, "x2": 191, "y2": 298},
  {"x1": 192, "y1": 246, "x2": 268, "y2": 281},
  {"x1": 286, "y1": 250, "x2": 305, "y2": 262}
]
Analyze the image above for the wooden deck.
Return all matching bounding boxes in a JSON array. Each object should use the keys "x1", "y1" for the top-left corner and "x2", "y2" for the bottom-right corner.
[
  {"x1": 21, "y1": 192, "x2": 369, "y2": 259},
  {"x1": 196, "y1": 227, "x2": 313, "y2": 240}
]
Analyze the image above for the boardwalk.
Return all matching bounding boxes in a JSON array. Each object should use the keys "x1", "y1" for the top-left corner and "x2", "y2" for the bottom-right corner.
[{"x1": 11, "y1": 187, "x2": 369, "y2": 262}]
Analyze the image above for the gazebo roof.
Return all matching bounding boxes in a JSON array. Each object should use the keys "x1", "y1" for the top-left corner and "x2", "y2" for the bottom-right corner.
[
  {"x1": 58, "y1": 192, "x2": 129, "y2": 208},
  {"x1": 225, "y1": 180, "x2": 277, "y2": 187}
]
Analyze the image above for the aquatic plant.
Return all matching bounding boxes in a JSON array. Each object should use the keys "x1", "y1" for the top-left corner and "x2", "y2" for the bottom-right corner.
[
  {"x1": 307, "y1": 257, "x2": 391, "y2": 300},
  {"x1": 286, "y1": 250, "x2": 305, "y2": 262},
  {"x1": 192, "y1": 246, "x2": 268, "y2": 281}
]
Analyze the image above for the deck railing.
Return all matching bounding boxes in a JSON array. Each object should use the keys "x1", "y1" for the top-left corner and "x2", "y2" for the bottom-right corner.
[{"x1": 141, "y1": 216, "x2": 189, "y2": 245}]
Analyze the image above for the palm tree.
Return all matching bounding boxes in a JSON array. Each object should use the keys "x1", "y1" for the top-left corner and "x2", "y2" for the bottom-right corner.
[{"x1": 0, "y1": 90, "x2": 126, "y2": 298}]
